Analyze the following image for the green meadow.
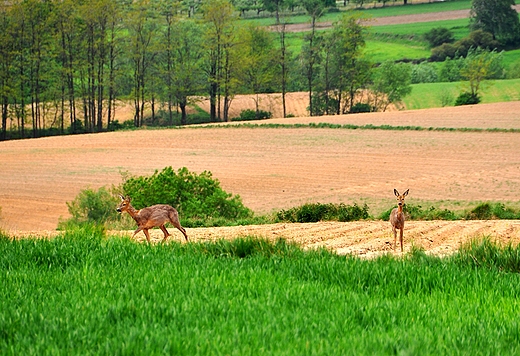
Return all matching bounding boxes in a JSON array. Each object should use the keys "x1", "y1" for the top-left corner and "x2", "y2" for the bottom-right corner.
[
  {"x1": 403, "y1": 78, "x2": 520, "y2": 109},
  {"x1": 2, "y1": 226, "x2": 520, "y2": 355}
]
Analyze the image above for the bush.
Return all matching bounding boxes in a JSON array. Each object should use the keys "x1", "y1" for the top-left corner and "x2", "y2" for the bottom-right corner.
[
  {"x1": 411, "y1": 62, "x2": 439, "y2": 84},
  {"x1": 465, "y1": 203, "x2": 520, "y2": 220},
  {"x1": 379, "y1": 204, "x2": 457, "y2": 221},
  {"x1": 423, "y1": 27, "x2": 455, "y2": 48},
  {"x1": 64, "y1": 187, "x2": 119, "y2": 226},
  {"x1": 430, "y1": 43, "x2": 458, "y2": 61},
  {"x1": 438, "y1": 57, "x2": 465, "y2": 82},
  {"x1": 232, "y1": 109, "x2": 272, "y2": 121},
  {"x1": 121, "y1": 166, "x2": 253, "y2": 225},
  {"x1": 350, "y1": 103, "x2": 373, "y2": 113},
  {"x1": 276, "y1": 202, "x2": 370, "y2": 223},
  {"x1": 454, "y1": 91, "x2": 481, "y2": 106}
]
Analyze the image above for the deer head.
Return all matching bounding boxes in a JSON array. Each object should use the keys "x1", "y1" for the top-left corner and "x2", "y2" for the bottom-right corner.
[
  {"x1": 394, "y1": 189, "x2": 409, "y2": 208},
  {"x1": 116, "y1": 195, "x2": 131, "y2": 213}
]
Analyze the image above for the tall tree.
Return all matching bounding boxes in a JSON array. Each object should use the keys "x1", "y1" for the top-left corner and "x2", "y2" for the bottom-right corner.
[
  {"x1": 201, "y1": 0, "x2": 237, "y2": 122},
  {"x1": 125, "y1": 0, "x2": 160, "y2": 127},
  {"x1": 470, "y1": 0, "x2": 520, "y2": 44},
  {"x1": 460, "y1": 47, "x2": 503, "y2": 100},
  {"x1": 330, "y1": 13, "x2": 371, "y2": 114},
  {"x1": 371, "y1": 61, "x2": 412, "y2": 112},
  {"x1": 301, "y1": 0, "x2": 334, "y2": 116},
  {"x1": 0, "y1": 3, "x2": 15, "y2": 140},
  {"x1": 170, "y1": 20, "x2": 205, "y2": 125},
  {"x1": 240, "y1": 25, "x2": 277, "y2": 118}
]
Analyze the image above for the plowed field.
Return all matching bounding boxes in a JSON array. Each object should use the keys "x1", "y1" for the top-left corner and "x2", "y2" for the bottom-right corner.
[{"x1": 2, "y1": 101, "x2": 520, "y2": 257}]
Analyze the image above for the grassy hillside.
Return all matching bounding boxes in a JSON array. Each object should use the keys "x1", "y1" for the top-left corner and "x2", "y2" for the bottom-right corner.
[{"x1": 403, "y1": 78, "x2": 520, "y2": 109}]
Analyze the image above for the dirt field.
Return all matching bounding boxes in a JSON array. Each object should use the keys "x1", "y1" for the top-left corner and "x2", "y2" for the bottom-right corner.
[{"x1": 2, "y1": 101, "x2": 520, "y2": 257}]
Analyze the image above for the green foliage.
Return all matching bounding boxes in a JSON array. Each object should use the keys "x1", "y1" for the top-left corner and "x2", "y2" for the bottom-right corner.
[
  {"x1": 410, "y1": 61, "x2": 439, "y2": 84},
  {"x1": 464, "y1": 202, "x2": 520, "y2": 220},
  {"x1": 379, "y1": 202, "x2": 520, "y2": 221},
  {"x1": 454, "y1": 91, "x2": 481, "y2": 105},
  {"x1": 121, "y1": 166, "x2": 252, "y2": 224},
  {"x1": 64, "y1": 187, "x2": 119, "y2": 226},
  {"x1": 454, "y1": 237, "x2": 520, "y2": 273},
  {"x1": 438, "y1": 57, "x2": 465, "y2": 82},
  {"x1": 3, "y1": 233, "x2": 520, "y2": 354},
  {"x1": 423, "y1": 27, "x2": 455, "y2": 48},
  {"x1": 233, "y1": 109, "x2": 272, "y2": 121},
  {"x1": 350, "y1": 102, "x2": 373, "y2": 113},
  {"x1": 379, "y1": 204, "x2": 457, "y2": 221},
  {"x1": 371, "y1": 61, "x2": 412, "y2": 111},
  {"x1": 469, "y1": 0, "x2": 520, "y2": 45},
  {"x1": 276, "y1": 202, "x2": 370, "y2": 223}
]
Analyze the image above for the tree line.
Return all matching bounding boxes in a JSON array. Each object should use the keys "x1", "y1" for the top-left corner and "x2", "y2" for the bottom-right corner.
[{"x1": 0, "y1": 0, "x2": 420, "y2": 141}]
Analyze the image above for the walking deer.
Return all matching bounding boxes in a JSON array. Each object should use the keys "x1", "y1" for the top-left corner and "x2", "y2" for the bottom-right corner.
[
  {"x1": 389, "y1": 189, "x2": 409, "y2": 252},
  {"x1": 116, "y1": 195, "x2": 188, "y2": 243}
]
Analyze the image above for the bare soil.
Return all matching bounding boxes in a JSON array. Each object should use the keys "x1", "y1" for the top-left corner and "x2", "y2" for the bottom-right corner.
[{"x1": 2, "y1": 100, "x2": 520, "y2": 257}]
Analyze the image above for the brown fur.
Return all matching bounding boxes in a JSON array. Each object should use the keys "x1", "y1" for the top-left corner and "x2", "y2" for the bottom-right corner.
[
  {"x1": 389, "y1": 189, "x2": 409, "y2": 252},
  {"x1": 116, "y1": 195, "x2": 188, "y2": 243}
]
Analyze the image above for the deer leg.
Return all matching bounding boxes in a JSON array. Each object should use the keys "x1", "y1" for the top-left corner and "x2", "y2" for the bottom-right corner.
[
  {"x1": 143, "y1": 229, "x2": 151, "y2": 243},
  {"x1": 399, "y1": 228, "x2": 404, "y2": 252},
  {"x1": 132, "y1": 227, "x2": 143, "y2": 241},
  {"x1": 159, "y1": 225, "x2": 170, "y2": 242},
  {"x1": 172, "y1": 220, "x2": 189, "y2": 242},
  {"x1": 392, "y1": 227, "x2": 397, "y2": 251}
]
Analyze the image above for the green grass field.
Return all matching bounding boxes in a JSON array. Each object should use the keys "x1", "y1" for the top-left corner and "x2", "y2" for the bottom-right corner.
[
  {"x1": 2, "y1": 225, "x2": 520, "y2": 355},
  {"x1": 244, "y1": 0, "x2": 472, "y2": 27},
  {"x1": 403, "y1": 78, "x2": 520, "y2": 109}
]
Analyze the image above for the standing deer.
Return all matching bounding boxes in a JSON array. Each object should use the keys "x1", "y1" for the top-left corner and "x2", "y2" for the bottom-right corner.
[
  {"x1": 390, "y1": 189, "x2": 409, "y2": 252},
  {"x1": 116, "y1": 195, "x2": 188, "y2": 243}
]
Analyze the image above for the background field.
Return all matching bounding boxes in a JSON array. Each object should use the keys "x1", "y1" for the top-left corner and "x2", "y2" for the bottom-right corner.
[{"x1": 2, "y1": 101, "x2": 520, "y2": 257}]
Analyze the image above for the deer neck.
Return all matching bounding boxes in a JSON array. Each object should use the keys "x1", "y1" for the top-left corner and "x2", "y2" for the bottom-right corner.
[
  {"x1": 125, "y1": 204, "x2": 141, "y2": 222},
  {"x1": 396, "y1": 204, "x2": 404, "y2": 216}
]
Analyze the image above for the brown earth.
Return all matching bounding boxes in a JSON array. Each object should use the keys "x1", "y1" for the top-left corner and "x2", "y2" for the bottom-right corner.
[{"x1": 2, "y1": 101, "x2": 520, "y2": 257}]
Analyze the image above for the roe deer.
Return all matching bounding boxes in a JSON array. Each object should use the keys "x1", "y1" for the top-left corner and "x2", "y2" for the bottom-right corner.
[
  {"x1": 116, "y1": 195, "x2": 188, "y2": 243},
  {"x1": 389, "y1": 189, "x2": 409, "y2": 252}
]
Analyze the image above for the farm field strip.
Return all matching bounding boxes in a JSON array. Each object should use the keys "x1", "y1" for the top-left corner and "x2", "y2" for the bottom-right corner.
[
  {"x1": 1, "y1": 102, "x2": 520, "y2": 257},
  {"x1": 182, "y1": 219, "x2": 520, "y2": 258}
]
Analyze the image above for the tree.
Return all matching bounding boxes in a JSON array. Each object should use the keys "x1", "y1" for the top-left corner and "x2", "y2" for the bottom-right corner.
[
  {"x1": 240, "y1": 25, "x2": 277, "y2": 119},
  {"x1": 470, "y1": 0, "x2": 520, "y2": 44},
  {"x1": 301, "y1": 0, "x2": 335, "y2": 116},
  {"x1": 125, "y1": 0, "x2": 160, "y2": 127},
  {"x1": 169, "y1": 20, "x2": 205, "y2": 125},
  {"x1": 371, "y1": 61, "x2": 412, "y2": 112},
  {"x1": 329, "y1": 12, "x2": 370, "y2": 114},
  {"x1": 460, "y1": 47, "x2": 503, "y2": 100},
  {"x1": 201, "y1": 0, "x2": 238, "y2": 122}
]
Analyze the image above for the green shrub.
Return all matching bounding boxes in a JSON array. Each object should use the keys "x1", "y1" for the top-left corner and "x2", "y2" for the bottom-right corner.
[
  {"x1": 232, "y1": 109, "x2": 272, "y2": 121},
  {"x1": 121, "y1": 166, "x2": 252, "y2": 225},
  {"x1": 350, "y1": 102, "x2": 373, "y2": 113},
  {"x1": 423, "y1": 27, "x2": 455, "y2": 48},
  {"x1": 465, "y1": 203, "x2": 520, "y2": 220},
  {"x1": 430, "y1": 43, "x2": 458, "y2": 61},
  {"x1": 411, "y1": 62, "x2": 438, "y2": 84},
  {"x1": 276, "y1": 202, "x2": 369, "y2": 223},
  {"x1": 454, "y1": 91, "x2": 481, "y2": 106},
  {"x1": 379, "y1": 204, "x2": 457, "y2": 221},
  {"x1": 64, "y1": 187, "x2": 119, "y2": 226}
]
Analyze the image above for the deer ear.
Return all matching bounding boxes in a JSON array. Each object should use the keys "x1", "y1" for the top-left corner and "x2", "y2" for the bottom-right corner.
[
  {"x1": 403, "y1": 189, "x2": 409, "y2": 196},
  {"x1": 119, "y1": 194, "x2": 125, "y2": 201},
  {"x1": 126, "y1": 195, "x2": 131, "y2": 202},
  {"x1": 394, "y1": 189, "x2": 399, "y2": 196}
]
